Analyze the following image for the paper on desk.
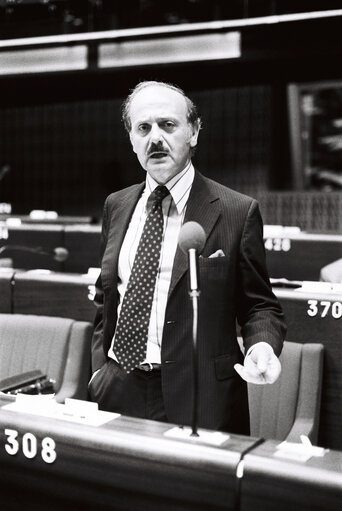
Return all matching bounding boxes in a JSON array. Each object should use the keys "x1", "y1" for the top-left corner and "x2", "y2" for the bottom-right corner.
[
  {"x1": 263, "y1": 225, "x2": 301, "y2": 237},
  {"x1": 164, "y1": 426, "x2": 229, "y2": 446},
  {"x1": 6, "y1": 217, "x2": 21, "y2": 226},
  {"x1": 25, "y1": 269, "x2": 52, "y2": 275},
  {"x1": 298, "y1": 281, "x2": 342, "y2": 293},
  {"x1": 84, "y1": 267, "x2": 101, "y2": 279},
  {"x1": 3, "y1": 395, "x2": 118, "y2": 427},
  {"x1": 29, "y1": 210, "x2": 58, "y2": 220},
  {"x1": 274, "y1": 435, "x2": 327, "y2": 462}
]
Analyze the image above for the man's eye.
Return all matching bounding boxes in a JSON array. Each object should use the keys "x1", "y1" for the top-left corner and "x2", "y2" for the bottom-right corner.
[
  {"x1": 163, "y1": 121, "x2": 175, "y2": 130},
  {"x1": 138, "y1": 124, "x2": 150, "y2": 133}
]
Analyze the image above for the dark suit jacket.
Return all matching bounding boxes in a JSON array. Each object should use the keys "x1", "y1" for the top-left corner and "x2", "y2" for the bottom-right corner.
[{"x1": 91, "y1": 171, "x2": 286, "y2": 434}]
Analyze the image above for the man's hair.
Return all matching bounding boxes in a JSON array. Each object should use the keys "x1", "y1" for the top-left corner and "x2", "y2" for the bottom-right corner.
[{"x1": 121, "y1": 80, "x2": 202, "y2": 133}]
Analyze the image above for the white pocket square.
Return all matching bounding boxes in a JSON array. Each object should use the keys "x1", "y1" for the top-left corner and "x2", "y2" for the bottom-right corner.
[{"x1": 209, "y1": 249, "x2": 225, "y2": 258}]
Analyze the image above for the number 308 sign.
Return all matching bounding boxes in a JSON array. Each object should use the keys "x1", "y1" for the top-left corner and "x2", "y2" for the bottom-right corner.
[{"x1": 4, "y1": 429, "x2": 57, "y2": 464}]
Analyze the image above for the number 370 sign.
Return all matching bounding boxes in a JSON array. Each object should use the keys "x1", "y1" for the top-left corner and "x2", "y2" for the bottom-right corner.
[{"x1": 3, "y1": 428, "x2": 57, "y2": 464}]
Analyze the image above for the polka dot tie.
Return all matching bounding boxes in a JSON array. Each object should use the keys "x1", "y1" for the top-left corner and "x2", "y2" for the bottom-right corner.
[{"x1": 114, "y1": 185, "x2": 170, "y2": 373}]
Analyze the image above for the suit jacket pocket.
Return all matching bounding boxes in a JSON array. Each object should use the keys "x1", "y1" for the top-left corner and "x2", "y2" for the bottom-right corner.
[
  {"x1": 199, "y1": 255, "x2": 229, "y2": 268},
  {"x1": 214, "y1": 353, "x2": 237, "y2": 380},
  {"x1": 199, "y1": 256, "x2": 230, "y2": 295}
]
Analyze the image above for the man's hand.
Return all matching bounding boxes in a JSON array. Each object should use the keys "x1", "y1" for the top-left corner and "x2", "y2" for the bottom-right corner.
[{"x1": 234, "y1": 342, "x2": 281, "y2": 384}]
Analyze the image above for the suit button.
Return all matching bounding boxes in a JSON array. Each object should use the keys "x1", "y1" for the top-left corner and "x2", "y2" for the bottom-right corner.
[{"x1": 166, "y1": 320, "x2": 176, "y2": 324}]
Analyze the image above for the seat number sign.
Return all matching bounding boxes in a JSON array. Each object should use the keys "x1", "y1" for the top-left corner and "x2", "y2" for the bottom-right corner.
[
  {"x1": 307, "y1": 300, "x2": 342, "y2": 319},
  {"x1": 3, "y1": 428, "x2": 57, "y2": 464}
]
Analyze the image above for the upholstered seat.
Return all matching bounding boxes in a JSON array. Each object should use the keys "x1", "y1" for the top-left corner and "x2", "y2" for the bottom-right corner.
[
  {"x1": 0, "y1": 313, "x2": 92, "y2": 402},
  {"x1": 248, "y1": 341, "x2": 324, "y2": 444}
]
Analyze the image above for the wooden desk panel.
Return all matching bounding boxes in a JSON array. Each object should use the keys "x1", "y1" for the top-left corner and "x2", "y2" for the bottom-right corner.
[
  {"x1": 241, "y1": 439, "x2": 342, "y2": 511},
  {"x1": 274, "y1": 285, "x2": 342, "y2": 450},
  {"x1": 0, "y1": 224, "x2": 65, "y2": 271},
  {"x1": 63, "y1": 225, "x2": 101, "y2": 274},
  {"x1": 264, "y1": 233, "x2": 342, "y2": 280},
  {"x1": 0, "y1": 400, "x2": 259, "y2": 511},
  {"x1": 0, "y1": 269, "x2": 14, "y2": 313},
  {"x1": 13, "y1": 271, "x2": 97, "y2": 323}
]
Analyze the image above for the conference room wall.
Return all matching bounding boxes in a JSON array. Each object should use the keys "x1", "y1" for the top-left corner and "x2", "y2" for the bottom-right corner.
[
  {"x1": 1, "y1": 8, "x2": 342, "y2": 224},
  {"x1": 0, "y1": 78, "x2": 273, "y2": 220}
]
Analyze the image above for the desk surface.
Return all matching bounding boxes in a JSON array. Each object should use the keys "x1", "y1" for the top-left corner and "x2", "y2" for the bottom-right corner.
[
  {"x1": 0, "y1": 397, "x2": 258, "y2": 511},
  {"x1": 241, "y1": 439, "x2": 342, "y2": 511}
]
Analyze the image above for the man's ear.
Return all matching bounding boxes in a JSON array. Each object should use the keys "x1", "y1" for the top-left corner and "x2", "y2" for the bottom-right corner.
[
  {"x1": 189, "y1": 121, "x2": 200, "y2": 149},
  {"x1": 129, "y1": 132, "x2": 137, "y2": 154}
]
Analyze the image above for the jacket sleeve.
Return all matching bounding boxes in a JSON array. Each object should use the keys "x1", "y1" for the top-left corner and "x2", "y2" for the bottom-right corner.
[
  {"x1": 91, "y1": 198, "x2": 109, "y2": 372},
  {"x1": 236, "y1": 199, "x2": 287, "y2": 357}
]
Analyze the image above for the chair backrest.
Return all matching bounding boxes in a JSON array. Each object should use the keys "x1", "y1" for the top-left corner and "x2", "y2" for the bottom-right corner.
[
  {"x1": 0, "y1": 313, "x2": 93, "y2": 402},
  {"x1": 248, "y1": 341, "x2": 324, "y2": 444}
]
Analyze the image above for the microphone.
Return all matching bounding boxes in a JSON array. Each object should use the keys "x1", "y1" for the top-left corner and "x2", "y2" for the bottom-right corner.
[
  {"x1": 51, "y1": 247, "x2": 69, "y2": 262},
  {"x1": 178, "y1": 221, "x2": 206, "y2": 437},
  {"x1": 0, "y1": 245, "x2": 69, "y2": 262},
  {"x1": 178, "y1": 221, "x2": 206, "y2": 295}
]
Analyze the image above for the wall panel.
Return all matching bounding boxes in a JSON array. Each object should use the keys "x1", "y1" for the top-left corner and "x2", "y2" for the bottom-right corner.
[{"x1": 0, "y1": 83, "x2": 272, "y2": 218}]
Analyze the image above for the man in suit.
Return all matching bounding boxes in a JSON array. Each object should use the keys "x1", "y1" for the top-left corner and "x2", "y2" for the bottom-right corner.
[{"x1": 89, "y1": 80, "x2": 286, "y2": 435}]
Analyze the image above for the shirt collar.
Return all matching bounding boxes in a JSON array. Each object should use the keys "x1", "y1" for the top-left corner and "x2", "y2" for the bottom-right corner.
[{"x1": 145, "y1": 161, "x2": 194, "y2": 214}]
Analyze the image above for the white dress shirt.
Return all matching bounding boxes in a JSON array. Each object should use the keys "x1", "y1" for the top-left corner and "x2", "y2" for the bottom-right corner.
[{"x1": 108, "y1": 162, "x2": 194, "y2": 364}]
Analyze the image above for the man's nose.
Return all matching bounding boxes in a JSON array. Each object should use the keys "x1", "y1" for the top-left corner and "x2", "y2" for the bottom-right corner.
[{"x1": 149, "y1": 124, "x2": 163, "y2": 144}]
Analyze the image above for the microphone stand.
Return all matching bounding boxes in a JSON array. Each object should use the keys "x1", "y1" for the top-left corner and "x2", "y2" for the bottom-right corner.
[{"x1": 188, "y1": 248, "x2": 200, "y2": 437}]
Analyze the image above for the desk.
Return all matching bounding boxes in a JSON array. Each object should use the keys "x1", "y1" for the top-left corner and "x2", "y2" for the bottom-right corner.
[
  {"x1": 63, "y1": 225, "x2": 101, "y2": 273},
  {"x1": 13, "y1": 270, "x2": 97, "y2": 322},
  {"x1": 0, "y1": 268, "x2": 14, "y2": 313},
  {"x1": 0, "y1": 222, "x2": 101, "y2": 274},
  {"x1": 2, "y1": 225, "x2": 342, "y2": 278},
  {"x1": 9, "y1": 272, "x2": 342, "y2": 449},
  {"x1": 264, "y1": 232, "x2": 342, "y2": 280},
  {"x1": 273, "y1": 283, "x2": 342, "y2": 450},
  {"x1": 0, "y1": 224, "x2": 65, "y2": 271},
  {"x1": 240, "y1": 439, "x2": 342, "y2": 511},
  {"x1": 0, "y1": 215, "x2": 94, "y2": 225},
  {"x1": 0, "y1": 398, "x2": 259, "y2": 511}
]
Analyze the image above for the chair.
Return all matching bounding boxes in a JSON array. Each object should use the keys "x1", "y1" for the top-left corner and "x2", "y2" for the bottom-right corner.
[
  {"x1": 248, "y1": 341, "x2": 324, "y2": 444},
  {"x1": 0, "y1": 313, "x2": 93, "y2": 403}
]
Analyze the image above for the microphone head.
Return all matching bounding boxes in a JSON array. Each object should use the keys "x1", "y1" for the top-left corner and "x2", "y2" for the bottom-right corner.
[
  {"x1": 178, "y1": 221, "x2": 206, "y2": 254},
  {"x1": 53, "y1": 247, "x2": 69, "y2": 262}
]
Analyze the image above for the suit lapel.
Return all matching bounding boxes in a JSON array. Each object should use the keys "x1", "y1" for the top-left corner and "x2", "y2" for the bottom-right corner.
[
  {"x1": 168, "y1": 172, "x2": 221, "y2": 298},
  {"x1": 101, "y1": 182, "x2": 144, "y2": 288}
]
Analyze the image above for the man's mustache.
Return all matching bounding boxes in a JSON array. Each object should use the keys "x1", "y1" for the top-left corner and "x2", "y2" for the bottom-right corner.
[{"x1": 147, "y1": 143, "x2": 168, "y2": 156}]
